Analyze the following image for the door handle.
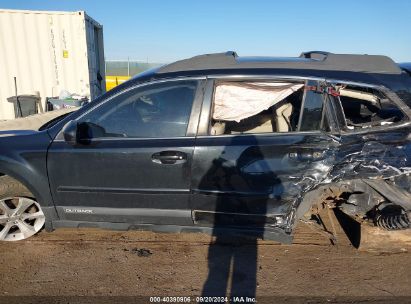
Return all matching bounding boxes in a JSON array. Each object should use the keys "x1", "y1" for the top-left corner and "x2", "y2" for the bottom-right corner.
[
  {"x1": 289, "y1": 150, "x2": 325, "y2": 161},
  {"x1": 152, "y1": 151, "x2": 187, "y2": 165}
]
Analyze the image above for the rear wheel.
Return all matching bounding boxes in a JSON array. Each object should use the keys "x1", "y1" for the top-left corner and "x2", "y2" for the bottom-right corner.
[{"x1": 0, "y1": 176, "x2": 45, "y2": 241}]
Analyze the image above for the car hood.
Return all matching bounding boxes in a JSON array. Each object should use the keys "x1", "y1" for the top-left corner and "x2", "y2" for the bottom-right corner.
[
  {"x1": 0, "y1": 108, "x2": 76, "y2": 131},
  {"x1": 0, "y1": 129, "x2": 39, "y2": 137}
]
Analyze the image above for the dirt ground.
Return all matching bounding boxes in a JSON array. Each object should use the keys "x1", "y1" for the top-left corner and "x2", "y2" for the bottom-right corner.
[{"x1": 1, "y1": 221, "x2": 411, "y2": 304}]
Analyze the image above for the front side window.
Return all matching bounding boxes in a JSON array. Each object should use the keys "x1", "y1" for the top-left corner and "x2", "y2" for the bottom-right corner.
[
  {"x1": 209, "y1": 80, "x2": 327, "y2": 136},
  {"x1": 78, "y1": 80, "x2": 198, "y2": 138}
]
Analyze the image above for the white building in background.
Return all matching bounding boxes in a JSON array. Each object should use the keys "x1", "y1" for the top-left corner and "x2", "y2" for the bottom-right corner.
[{"x1": 0, "y1": 9, "x2": 105, "y2": 120}]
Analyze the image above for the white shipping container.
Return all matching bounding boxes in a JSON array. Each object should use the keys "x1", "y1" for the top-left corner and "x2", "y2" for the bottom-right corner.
[{"x1": 0, "y1": 9, "x2": 105, "y2": 120}]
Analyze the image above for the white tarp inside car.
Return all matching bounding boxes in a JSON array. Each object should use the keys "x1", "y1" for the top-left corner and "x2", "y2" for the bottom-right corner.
[{"x1": 213, "y1": 82, "x2": 304, "y2": 122}]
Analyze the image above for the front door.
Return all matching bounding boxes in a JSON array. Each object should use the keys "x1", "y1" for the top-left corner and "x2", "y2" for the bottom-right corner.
[{"x1": 47, "y1": 79, "x2": 204, "y2": 225}]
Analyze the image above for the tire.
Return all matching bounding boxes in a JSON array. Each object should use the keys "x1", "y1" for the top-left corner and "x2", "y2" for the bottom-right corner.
[{"x1": 0, "y1": 176, "x2": 45, "y2": 241}]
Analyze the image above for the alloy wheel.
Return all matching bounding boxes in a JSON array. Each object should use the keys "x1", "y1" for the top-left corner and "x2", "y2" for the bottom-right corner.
[{"x1": 0, "y1": 197, "x2": 45, "y2": 241}]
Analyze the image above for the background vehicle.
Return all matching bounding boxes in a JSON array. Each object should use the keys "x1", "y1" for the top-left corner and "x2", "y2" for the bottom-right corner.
[{"x1": 0, "y1": 51, "x2": 411, "y2": 243}]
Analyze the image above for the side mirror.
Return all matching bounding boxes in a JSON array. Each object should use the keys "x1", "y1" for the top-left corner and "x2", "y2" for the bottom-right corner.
[
  {"x1": 62, "y1": 120, "x2": 107, "y2": 145},
  {"x1": 62, "y1": 120, "x2": 78, "y2": 145}
]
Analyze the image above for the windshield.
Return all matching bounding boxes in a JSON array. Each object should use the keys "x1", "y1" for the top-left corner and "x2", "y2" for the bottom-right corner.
[{"x1": 39, "y1": 112, "x2": 76, "y2": 131}]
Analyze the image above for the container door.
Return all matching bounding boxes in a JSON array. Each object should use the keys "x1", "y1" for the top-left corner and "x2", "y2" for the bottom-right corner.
[{"x1": 86, "y1": 19, "x2": 105, "y2": 99}]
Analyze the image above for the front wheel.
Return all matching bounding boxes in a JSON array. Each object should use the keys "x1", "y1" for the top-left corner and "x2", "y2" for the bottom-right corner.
[{"x1": 0, "y1": 176, "x2": 45, "y2": 241}]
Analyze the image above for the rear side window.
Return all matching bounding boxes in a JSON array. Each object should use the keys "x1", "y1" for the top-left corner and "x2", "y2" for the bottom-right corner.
[
  {"x1": 78, "y1": 80, "x2": 198, "y2": 138},
  {"x1": 336, "y1": 84, "x2": 407, "y2": 130},
  {"x1": 209, "y1": 80, "x2": 327, "y2": 136}
]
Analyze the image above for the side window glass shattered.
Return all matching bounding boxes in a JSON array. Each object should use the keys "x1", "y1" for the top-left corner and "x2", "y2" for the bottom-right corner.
[
  {"x1": 335, "y1": 84, "x2": 406, "y2": 130},
  {"x1": 209, "y1": 80, "x2": 330, "y2": 136}
]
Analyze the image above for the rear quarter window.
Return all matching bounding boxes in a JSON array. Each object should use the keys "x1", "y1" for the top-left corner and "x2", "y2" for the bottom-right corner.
[{"x1": 335, "y1": 84, "x2": 408, "y2": 131}]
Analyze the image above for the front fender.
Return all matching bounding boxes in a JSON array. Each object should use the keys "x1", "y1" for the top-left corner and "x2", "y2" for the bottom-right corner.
[{"x1": 0, "y1": 131, "x2": 54, "y2": 208}]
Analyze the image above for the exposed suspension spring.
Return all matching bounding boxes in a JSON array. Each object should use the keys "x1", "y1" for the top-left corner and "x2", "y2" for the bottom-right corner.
[{"x1": 375, "y1": 212, "x2": 410, "y2": 230}]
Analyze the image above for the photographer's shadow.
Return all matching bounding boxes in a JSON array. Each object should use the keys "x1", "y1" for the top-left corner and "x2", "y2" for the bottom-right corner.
[{"x1": 200, "y1": 136, "x2": 282, "y2": 298}]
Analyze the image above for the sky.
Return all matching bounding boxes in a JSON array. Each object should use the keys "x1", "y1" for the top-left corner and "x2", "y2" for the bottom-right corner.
[{"x1": 1, "y1": 0, "x2": 410, "y2": 63}]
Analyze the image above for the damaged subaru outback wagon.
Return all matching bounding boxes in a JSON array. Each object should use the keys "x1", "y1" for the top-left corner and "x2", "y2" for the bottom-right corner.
[{"x1": 0, "y1": 51, "x2": 411, "y2": 244}]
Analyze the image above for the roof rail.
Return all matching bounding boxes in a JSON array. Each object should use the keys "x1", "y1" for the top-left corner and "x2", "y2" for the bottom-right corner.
[
  {"x1": 159, "y1": 52, "x2": 238, "y2": 73},
  {"x1": 300, "y1": 51, "x2": 330, "y2": 60},
  {"x1": 224, "y1": 51, "x2": 238, "y2": 58},
  {"x1": 157, "y1": 51, "x2": 402, "y2": 75}
]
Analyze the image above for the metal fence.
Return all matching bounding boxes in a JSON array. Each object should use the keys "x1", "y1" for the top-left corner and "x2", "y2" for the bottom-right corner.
[{"x1": 105, "y1": 60, "x2": 163, "y2": 77}]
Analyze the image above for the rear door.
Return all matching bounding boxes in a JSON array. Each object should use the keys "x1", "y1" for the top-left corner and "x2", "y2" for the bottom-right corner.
[
  {"x1": 48, "y1": 78, "x2": 205, "y2": 225},
  {"x1": 326, "y1": 80, "x2": 411, "y2": 181},
  {"x1": 190, "y1": 79, "x2": 339, "y2": 239}
]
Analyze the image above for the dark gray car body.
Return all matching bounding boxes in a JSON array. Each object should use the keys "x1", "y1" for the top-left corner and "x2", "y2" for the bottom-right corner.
[{"x1": 1, "y1": 52, "x2": 411, "y2": 243}]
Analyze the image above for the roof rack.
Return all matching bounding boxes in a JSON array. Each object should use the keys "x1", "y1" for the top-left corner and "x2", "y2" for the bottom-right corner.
[
  {"x1": 158, "y1": 52, "x2": 238, "y2": 73},
  {"x1": 299, "y1": 51, "x2": 330, "y2": 60},
  {"x1": 157, "y1": 51, "x2": 401, "y2": 75}
]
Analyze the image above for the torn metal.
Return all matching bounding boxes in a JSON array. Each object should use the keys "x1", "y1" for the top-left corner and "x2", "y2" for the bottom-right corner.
[
  {"x1": 281, "y1": 139, "x2": 411, "y2": 234},
  {"x1": 331, "y1": 141, "x2": 411, "y2": 180}
]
